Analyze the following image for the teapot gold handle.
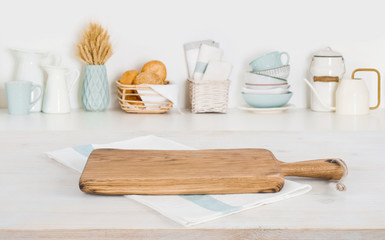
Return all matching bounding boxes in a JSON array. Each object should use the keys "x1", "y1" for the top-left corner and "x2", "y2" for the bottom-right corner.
[{"x1": 352, "y1": 68, "x2": 381, "y2": 110}]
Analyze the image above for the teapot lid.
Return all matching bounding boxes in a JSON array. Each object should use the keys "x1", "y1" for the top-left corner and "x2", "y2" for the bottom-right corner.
[{"x1": 313, "y1": 47, "x2": 343, "y2": 57}]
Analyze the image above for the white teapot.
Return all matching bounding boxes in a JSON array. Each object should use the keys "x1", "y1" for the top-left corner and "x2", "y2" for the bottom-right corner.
[
  {"x1": 308, "y1": 47, "x2": 345, "y2": 112},
  {"x1": 304, "y1": 68, "x2": 380, "y2": 115}
]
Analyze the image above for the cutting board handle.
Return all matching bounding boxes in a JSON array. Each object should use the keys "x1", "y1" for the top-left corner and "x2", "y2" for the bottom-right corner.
[{"x1": 280, "y1": 158, "x2": 347, "y2": 180}]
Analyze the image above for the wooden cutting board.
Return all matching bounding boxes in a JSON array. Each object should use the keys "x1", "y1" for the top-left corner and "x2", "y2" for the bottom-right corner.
[{"x1": 79, "y1": 148, "x2": 346, "y2": 195}]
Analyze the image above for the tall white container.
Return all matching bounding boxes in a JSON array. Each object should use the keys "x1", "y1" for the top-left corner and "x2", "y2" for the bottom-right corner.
[{"x1": 309, "y1": 47, "x2": 345, "y2": 112}]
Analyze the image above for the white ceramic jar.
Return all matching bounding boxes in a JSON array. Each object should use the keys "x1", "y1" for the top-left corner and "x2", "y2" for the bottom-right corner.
[{"x1": 309, "y1": 47, "x2": 345, "y2": 112}]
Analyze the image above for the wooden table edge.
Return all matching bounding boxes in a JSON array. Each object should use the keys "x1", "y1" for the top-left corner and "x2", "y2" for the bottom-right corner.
[{"x1": 1, "y1": 228, "x2": 384, "y2": 239}]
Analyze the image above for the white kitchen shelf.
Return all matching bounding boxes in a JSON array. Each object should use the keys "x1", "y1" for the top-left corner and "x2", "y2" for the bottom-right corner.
[{"x1": 0, "y1": 108, "x2": 384, "y2": 131}]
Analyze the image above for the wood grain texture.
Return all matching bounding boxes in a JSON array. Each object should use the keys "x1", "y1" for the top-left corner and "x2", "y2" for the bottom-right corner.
[
  {"x1": 79, "y1": 149, "x2": 345, "y2": 195},
  {"x1": 280, "y1": 159, "x2": 344, "y2": 179},
  {"x1": 80, "y1": 149, "x2": 283, "y2": 195},
  {"x1": 2, "y1": 229, "x2": 385, "y2": 240}
]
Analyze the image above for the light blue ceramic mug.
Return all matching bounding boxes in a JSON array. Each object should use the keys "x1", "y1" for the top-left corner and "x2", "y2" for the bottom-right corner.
[
  {"x1": 249, "y1": 51, "x2": 290, "y2": 72},
  {"x1": 5, "y1": 81, "x2": 43, "y2": 115}
]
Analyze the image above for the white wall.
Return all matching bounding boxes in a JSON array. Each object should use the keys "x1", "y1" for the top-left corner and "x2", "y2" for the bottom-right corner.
[{"x1": 1, "y1": 0, "x2": 385, "y2": 109}]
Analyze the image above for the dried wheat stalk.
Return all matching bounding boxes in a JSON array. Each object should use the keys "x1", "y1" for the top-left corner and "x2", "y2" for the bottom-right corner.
[{"x1": 76, "y1": 22, "x2": 113, "y2": 65}]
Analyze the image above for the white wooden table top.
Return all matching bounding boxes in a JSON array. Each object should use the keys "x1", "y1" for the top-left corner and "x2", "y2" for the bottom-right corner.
[{"x1": 1, "y1": 130, "x2": 385, "y2": 239}]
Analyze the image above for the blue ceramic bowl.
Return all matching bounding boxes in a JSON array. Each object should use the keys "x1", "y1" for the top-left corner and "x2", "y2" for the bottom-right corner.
[{"x1": 242, "y1": 92, "x2": 293, "y2": 108}]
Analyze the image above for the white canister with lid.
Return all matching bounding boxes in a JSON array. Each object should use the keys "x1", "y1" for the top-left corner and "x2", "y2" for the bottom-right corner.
[{"x1": 309, "y1": 47, "x2": 345, "y2": 112}]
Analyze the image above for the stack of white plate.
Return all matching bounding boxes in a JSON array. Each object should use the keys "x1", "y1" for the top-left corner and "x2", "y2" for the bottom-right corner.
[{"x1": 242, "y1": 65, "x2": 293, "y2": 109}]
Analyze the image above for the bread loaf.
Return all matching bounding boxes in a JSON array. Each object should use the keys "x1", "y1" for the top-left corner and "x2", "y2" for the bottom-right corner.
[
  {"x1": 141, "y1": 60, "x2": 167, "y2": 83},
  {"x1": 120, "y1": 70, "x2": 139, "y2": 85},
  {"x1": 134, "y1": 72, "x2": 163, "y2": 85}
]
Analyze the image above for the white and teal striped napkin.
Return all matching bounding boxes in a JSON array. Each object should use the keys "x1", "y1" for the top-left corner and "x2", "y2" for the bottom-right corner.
[{"x1": 46, "y1": 135, "x2": 311, "y2": 227}]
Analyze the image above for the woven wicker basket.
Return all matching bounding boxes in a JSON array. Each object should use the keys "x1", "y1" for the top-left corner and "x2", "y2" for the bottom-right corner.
[
  {"x1": 116, "y1": 81, "x2": 172, "y2": 114},
  {"x1": 188, "y1": 78, "x2": 230, "y2": 113}
]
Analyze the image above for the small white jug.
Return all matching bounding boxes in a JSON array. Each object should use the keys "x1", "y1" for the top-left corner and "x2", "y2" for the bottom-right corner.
[
  {"x1": 304, "y1": 68, "x2": 381, "y2": 115},
  {"x1": 42, "y1": 65, "x2": 79, "y2": 114}
]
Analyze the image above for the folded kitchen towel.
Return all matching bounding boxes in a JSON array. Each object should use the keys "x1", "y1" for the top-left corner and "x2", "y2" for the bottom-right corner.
[
  {"x1": 193, "y1": 44, "x2": 223, "y2": 81},
  {"x1": 184, "y1": 40, "x2": 219, "y2": 79},
  {"x1": 201, "y1": 61, "x2": 233, "y2": 81},
  {"x1": 45, "y1": 135, "x2": 311, "y2": 227},
  {"x1": 136, "y1": 84, "x2": 180, "y2": 111}
]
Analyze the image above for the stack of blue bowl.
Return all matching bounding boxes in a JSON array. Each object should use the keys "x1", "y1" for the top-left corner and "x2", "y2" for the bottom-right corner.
[{"x1": 242, "y1": 51, "x2": 292, "y2": 108}]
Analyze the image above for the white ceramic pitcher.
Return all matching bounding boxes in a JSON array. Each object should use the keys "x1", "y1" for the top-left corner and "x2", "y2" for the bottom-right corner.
[
  {"x1": 42, "y1": 65, "x2": 80, "y2": 114},
  {"x1": 10, "y1": 48, "x2": 61, "y2": 112},
  {"x1": 304, "y1": 68, "x2": 381, "y2": 115}
]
